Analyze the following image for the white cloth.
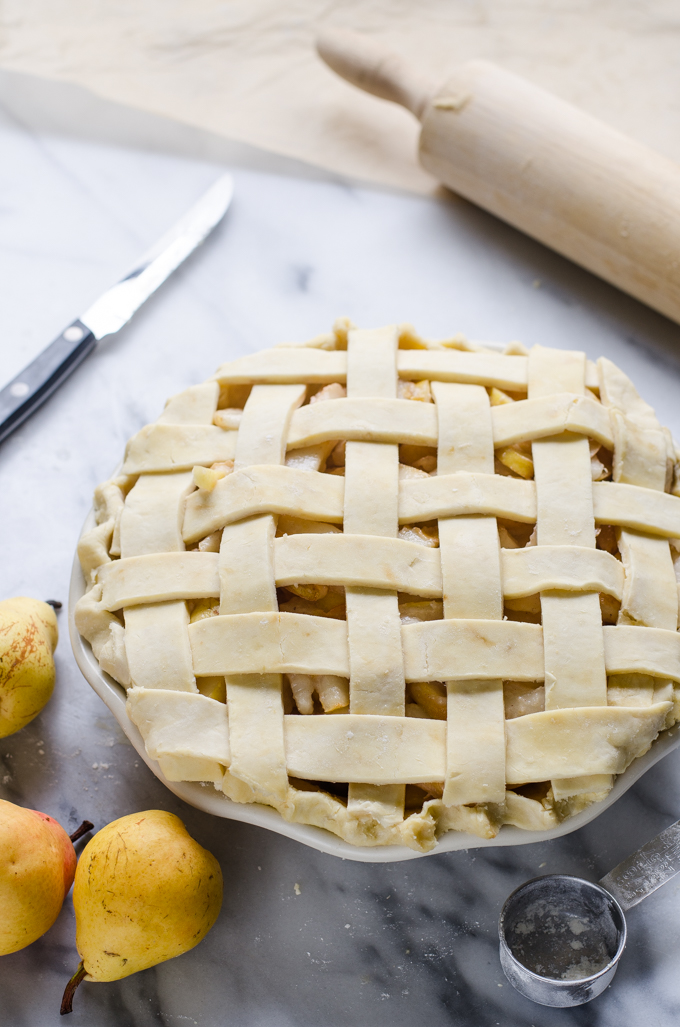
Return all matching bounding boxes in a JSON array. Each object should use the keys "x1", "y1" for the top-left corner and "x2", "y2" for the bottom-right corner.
[{"x1": 0, "y1": 1, "x2": 678, "y2": 194}]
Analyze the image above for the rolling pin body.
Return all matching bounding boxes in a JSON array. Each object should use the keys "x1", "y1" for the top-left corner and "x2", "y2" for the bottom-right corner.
[{"x1": 319, "y1": 30, "x2": 680, "y2": 324}]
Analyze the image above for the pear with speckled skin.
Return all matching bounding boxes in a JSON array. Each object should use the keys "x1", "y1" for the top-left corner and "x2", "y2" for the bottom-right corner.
[
  {"x1": 0, "y1": 597, "x2": 58, "y2": 737},
  {"x1": 61, "y1": 810, "x2": 222, "y2": 1013}
]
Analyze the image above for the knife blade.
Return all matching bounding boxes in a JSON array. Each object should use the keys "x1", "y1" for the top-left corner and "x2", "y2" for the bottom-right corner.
[{"x1": 0, "y1": 173, "x2": 234, "y2": 445}]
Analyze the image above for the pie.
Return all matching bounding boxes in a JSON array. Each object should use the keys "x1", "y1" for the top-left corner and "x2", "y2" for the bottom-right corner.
[{"x1": 75, "y1": 320, "x2": 680, "y2": 851}]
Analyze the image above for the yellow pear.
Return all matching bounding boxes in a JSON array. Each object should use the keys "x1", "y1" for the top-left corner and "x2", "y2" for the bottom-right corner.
[
  {"x1": 61, "y1": 810, "x2": 223, "y2": 1013},
  {"x1": 0, "y1": 800, "x2": 80, "y2": 955},
  {"x1": 0, "y1": 597, "x2": 58, "y2": 738}
]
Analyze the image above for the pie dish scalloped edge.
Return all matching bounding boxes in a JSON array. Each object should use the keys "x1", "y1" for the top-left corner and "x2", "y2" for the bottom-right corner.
[{"x1": 69, "y1": 508, "x2": 680, "y2": 864}]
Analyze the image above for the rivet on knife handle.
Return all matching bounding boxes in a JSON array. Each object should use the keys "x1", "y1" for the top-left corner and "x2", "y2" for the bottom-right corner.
[{"x1": 0, "y1": 322, "x2": 95, "y2": 444}]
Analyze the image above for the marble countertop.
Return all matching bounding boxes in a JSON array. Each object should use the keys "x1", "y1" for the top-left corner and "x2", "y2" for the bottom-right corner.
[{"x1": 2, "y1": 70, "x2": 680, "y2": 1027}]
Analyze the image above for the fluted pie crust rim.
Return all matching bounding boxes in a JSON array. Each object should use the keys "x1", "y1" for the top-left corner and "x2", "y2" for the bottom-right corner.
[{"x1": 73, "y1": 322, "x2": 680, "y2": 853}]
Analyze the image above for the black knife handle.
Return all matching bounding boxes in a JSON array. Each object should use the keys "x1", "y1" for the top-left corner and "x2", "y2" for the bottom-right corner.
[{"x1": 0, "y1": 320, "x2": 96, "y2": 445}]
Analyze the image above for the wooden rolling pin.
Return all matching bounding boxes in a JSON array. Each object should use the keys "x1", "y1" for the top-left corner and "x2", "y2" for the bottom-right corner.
[{"x1": 317, "y1": 28, "x2": 680, "y2": 325}]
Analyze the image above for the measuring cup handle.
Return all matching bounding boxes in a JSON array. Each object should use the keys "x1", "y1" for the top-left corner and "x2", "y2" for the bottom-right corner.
[{"x1": 599, "y1": 818, "x2": 680, "y2": 910}]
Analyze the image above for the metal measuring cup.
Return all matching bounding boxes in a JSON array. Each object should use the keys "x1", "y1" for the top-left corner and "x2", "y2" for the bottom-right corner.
[{"x1": 498, "y1": 818, "x2": 680, "y2": 1007}]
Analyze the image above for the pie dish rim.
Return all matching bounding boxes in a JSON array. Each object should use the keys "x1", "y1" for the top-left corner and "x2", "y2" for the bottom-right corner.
[{"x1": 69, "y1": 507, "x2": 680, "y2": 863}]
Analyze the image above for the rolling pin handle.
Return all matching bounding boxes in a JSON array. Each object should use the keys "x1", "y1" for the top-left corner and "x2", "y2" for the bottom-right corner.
[{"x1": 316, "y1": 28, "x2": 435, "y2": 121}]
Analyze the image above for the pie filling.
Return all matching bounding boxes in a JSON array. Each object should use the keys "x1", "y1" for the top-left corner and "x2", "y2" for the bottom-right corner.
[{"x1": 75, "y1": 319, "x2": 680, "y2": 851}]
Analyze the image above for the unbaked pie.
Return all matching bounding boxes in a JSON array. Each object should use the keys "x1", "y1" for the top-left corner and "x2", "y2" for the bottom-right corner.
[{"x1": 75, "y1": 320, "x2": 680, "y2": 851}]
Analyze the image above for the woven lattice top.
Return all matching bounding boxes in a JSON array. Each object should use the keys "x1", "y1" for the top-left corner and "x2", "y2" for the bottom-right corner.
[{"x1": 76, "y1": 321, "x2": 680, "y2": 851}]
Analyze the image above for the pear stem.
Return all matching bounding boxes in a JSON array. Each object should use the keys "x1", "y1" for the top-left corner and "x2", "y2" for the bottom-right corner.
[
  {"x1": 60, "y1": 961, "x2": 86, "y2": 1015},
  {"x1": 69, "y1": 821, "x2": 94, "y2": 844}
]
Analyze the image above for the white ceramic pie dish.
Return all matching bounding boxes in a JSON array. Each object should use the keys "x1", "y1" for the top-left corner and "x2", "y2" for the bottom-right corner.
[{"x1": 69, "y1": 507, "x2": 680, "y2": 863}]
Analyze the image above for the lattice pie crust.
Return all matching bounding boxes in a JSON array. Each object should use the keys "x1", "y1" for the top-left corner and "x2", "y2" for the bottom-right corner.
[{"x1": 76, "y1": 321, "x2": 680, "y2": 851}]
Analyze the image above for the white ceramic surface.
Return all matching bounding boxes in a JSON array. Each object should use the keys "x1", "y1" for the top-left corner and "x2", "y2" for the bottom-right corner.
[{"x1": 70, "y1": 506, "x2": 680, "y2": 863}]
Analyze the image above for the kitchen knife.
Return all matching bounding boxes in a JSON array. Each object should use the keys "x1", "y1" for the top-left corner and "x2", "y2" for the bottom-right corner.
[{"x1": 0, "y1": 173, "x2": 234, "y2": 444}]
